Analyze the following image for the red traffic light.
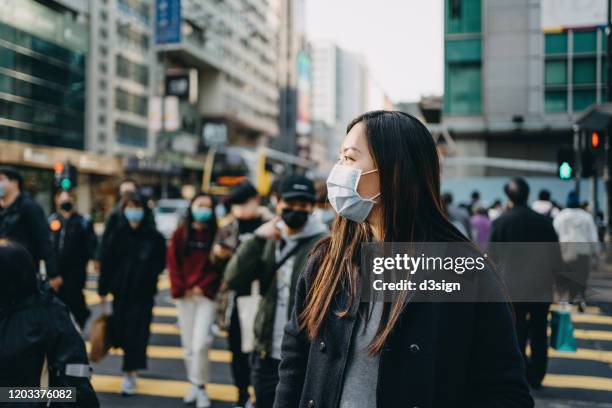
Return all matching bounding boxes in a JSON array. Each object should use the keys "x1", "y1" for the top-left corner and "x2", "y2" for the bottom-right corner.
[{"x1": 591, "y1": 132, "x2": 600, "y2": 148}]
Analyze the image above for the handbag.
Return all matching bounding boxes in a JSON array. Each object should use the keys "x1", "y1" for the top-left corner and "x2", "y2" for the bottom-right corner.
[
  {"x1": 550, "y1": 303, "x2": 577, "y2": 352},
  {"x1": 236, "y1": 238, "x2": 310, "y2": 353},
  {"x1": 236, "y1": 280, "x2": 262, "y2": 353},
  {"x1": 89, "y1": 313, "x2": 112, "y2": 362}
]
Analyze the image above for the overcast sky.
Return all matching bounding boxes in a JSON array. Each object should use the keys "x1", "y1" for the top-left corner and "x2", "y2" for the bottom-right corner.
[{"x1": 304, "y1": 0, "x2": 443, "y2": 103}]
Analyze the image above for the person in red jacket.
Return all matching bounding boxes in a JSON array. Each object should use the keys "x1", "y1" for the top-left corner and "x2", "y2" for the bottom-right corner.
[{"x1": 167, "y1": 192, "x2": 220, "y2": 408}]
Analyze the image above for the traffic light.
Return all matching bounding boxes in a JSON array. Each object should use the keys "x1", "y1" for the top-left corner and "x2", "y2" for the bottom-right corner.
[
  {"x1": 581, "y1": 131, "x2": 604, "y2": 178},
  {"x1": 53, "y1": 162, "x2": 77, "y2": 190},
  {"x1": 556, "y1": 147, "x2": 575, "y2": 180}
]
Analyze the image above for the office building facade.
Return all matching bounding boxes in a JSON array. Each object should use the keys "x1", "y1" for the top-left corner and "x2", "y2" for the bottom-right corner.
[{"x1": 443, "y1": 0, "x2": 606, "y2": 176}]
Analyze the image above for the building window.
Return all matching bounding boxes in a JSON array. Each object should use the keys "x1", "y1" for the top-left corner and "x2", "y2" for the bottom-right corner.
[
  {"x1": 116, "y1": 55, "x2": 149, "y2": 86},
  {"x1": 98, "y1": 132, "x2": 106, "y2": 142},
  {"x1": 99, "y1": 62, "x2": 107, "y2": 73},
  {"x1": 544, "y1": 60, "x2": 567, "y2": 85},
  {"x1": 116, "y1": 121, "x2": 147, "y2": 147},
  {"x1": 115, "y1": 88, "x2": 148, "y2": 117},
  {"x1": 544, "y1": 29, "x2": 598, "y2": 113},
  {"x1": 445, "y1": 0, "x2": 480, "y2": 34},
  {"x1": 446, "y1": 63, "x2": 482, "y2": 114},
  {"x1": 98, "y1": 115, "x2": 106, "y2": 125}
]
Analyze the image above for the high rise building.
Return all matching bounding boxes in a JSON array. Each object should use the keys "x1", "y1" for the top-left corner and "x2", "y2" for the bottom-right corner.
[
  {"x1": 88, "y1": 0, "x2": 155, "y2": 156},
  {"x1": 156, "y1": 0, "x2": 280, "y2": 151},
  {"x1": 0, "y1": 0, "x2": 88, "y2": 150},
  {"x1": 443, "y1": 0, "x2": 606, "y2": 176},
  {"x1": 310, "y1": 41, "x2": 371, "y2": 171},
  {"x1": 274, "y1": 0, "x2": 307, "y2": 156}
]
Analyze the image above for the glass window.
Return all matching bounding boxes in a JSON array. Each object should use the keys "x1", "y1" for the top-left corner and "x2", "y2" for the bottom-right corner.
[
  {"x1": 573, "y1": 58, "x2": 596, "y2": 84},
  {"x1": 573, "y1": 89, "x2": 596, "y2": 111},
  {"x1": 574, "y1": 30, "x2": 597, "y2": 54},
  {"x1": 545, "y1": 33, "x2": 568, "y2": 55},
  {"x1": 446, "y1": 39, "x2": 482, "y2": 63},
  {"x1": 116, "y1": 55, "x2": 149, "y2": 86},
  {"x1": 116, "y1": 121, "x2": 148, "y2": 147},
  {"x1": 545, "y1": 90, "x2": 567, "y2": 113},
  {"x1": 446, "y1": 0, "x2": 481, "y2": 34},
  {"x1": 115, "y1": 88, "x2": 148, "y2": 117},
  {"x1": 545, "y1": 60, "x2": 567, "y2": 85},
  {"x1": 445, "y1": 63, "x2": 481, "y2": 114}
]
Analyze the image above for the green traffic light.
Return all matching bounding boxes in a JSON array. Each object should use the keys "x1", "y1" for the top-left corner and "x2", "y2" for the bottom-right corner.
[
  {"x1": 559, "y1": 162, "x2": 573, "y2": 180},
  {"x1": 60, "y1": 178, "x2": 72, "y2": 190}
]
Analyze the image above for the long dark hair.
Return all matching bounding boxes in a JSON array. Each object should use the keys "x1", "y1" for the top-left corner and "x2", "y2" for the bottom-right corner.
[
  {"x1": 0, "y1": 239, "x2": 37, "y2": 310},
  {"x1": 176, "y1": 192, "x2": 217, "y2": 263},
  {"x1": 300, "y1": 110, "x2": 468, "y2": 355}
]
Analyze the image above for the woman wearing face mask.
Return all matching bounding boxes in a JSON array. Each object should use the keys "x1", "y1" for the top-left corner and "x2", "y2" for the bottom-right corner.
[
  {"x1": 98, "y1": 191, "x2": 166, "y2": 396},
  {"x1": 167, "y1": 192, "x2": 220, "y2": 408},
  {"x1": 274, "y1": 111, "x2": 533, "y2": 408}
]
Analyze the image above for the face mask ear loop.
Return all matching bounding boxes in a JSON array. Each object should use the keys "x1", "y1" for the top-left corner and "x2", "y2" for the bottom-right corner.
[
  {"x1": 355, "y1": 168, "x2": 379, "y2": 200},
  {"x1": 368, "y1": 192, "x2": 381, "y2": 203}
]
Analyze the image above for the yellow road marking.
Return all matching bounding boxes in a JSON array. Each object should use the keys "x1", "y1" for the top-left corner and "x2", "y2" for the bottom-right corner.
[
  {"x1": 91, "y1": 375, "x2": 238, "y2": 401},
  {"x1": 549, "y1": 348, "x2": 612, "y2": 364},
  {"x1": 86, "y1": 343, "x2": 232, "y2": 363},
  {"x1": 153, "y1": 306, "x2": 177, "y2": 317},
  {"x1": 550, "y1": 305, "x2": 601, "y2": 314},
  {"x1": 543, "y1": 374, "x2": 612, "y2": 392},
  {"x1": 150, "y1": 322, "x2": 180, "y2": 335},
  {"x1": 571, "y1": 314, "x2": 612, "y2": 326},
  {"x1": 92, "y1": 373, "x2": 612, "y2": 398},
  {"x1": 547, "y1": 327, "x2": 612, "y2": 342}
]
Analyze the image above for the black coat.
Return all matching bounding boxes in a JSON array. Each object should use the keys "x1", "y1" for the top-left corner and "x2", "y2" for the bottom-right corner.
[
  {"x1": 49, "y1": 212, "x2": 97, "y2": 288},
  {"x1": 274, "y1": 244, "x2": 534, "y2": 408},
  {"x1": 489, "y1": 205, "x2": 562, "y2": 301},
  {"x1": 0, "y1": 193, "x2": 58, "y2": 278},
  {"x1": 0, "y1": 292, "x2": 99, "y2": 407},
  {"x1": 98, "y1": 219, "x2": 166, "y2": 301},
  {"x1": 490, "y1": 205, "x2": 558, "y2": 243}
]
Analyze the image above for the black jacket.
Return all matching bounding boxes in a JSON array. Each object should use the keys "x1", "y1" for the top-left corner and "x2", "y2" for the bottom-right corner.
[
  {"x1": 98, "y1": 218, "x2": 166, "y2": 301},
  {"x1": 0, "y1": 292, "x2": 99, "y2": 407},
  {"x1": 490, "y1": 205, "x2": 558, "y2": 243},
  {"x1": 49, "y1": 212, "x2": 97, "y2": 287},
  {"x1": 274, "y1": 243, "x2": 534, "y2": 408},
  {"x1": 489, "y1": 205, "x2": 562, "y2": 301},
  {"x1": 0, "y1": 193, "x2": 58, "y2": 278}
]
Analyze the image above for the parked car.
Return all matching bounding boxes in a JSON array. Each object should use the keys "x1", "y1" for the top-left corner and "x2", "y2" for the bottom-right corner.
[{"x1": 154, "y1": 199, "x2": 189, "y2": 239}]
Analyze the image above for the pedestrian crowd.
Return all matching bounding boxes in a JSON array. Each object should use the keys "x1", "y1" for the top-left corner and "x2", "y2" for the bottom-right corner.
[{"x1": 0, "y1": 110, "x2": 601, "y2": 407}]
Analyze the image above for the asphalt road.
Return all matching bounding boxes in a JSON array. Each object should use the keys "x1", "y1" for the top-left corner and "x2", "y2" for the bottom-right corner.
[{"x1": 83, "y1": 271, "x2": 612, "y2": 408}]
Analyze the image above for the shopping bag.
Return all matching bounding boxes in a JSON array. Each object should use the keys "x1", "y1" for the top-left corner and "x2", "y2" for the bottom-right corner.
[
  {"x1": 89, "y1": 313, "x2": 112, "y2": 363},
  {"x1": 550, "y1": 305, "x2": 577, "y2": 352},
  {"x1": 236, "y1": 281, "x2": 261, "y2": 353}
]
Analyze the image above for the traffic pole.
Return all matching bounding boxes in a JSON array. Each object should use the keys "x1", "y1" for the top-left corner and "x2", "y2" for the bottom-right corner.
[{"x1": 606, "y1": 0, "x2": 612, "y2": 243}]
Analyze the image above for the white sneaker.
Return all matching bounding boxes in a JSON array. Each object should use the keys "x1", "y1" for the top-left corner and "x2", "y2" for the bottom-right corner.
[
  {"x1": 184, "y1": 384, "x2": 199, "y2": 404},
  {"x1": 120, "y1": 374, "x2": 137, "y2": 396},
  {"x1": 196, "y1": 387, "x2": 211, "y2": 408}
]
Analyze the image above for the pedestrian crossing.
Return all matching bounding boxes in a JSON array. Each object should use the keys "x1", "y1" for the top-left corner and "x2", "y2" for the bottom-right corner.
[{"x1": 83, "y1": 273, "x2": 612, "y2": 406}]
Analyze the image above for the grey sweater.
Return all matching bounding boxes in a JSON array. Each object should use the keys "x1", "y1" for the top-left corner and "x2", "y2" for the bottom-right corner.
[{"x1": 339, "y1": 302, "x2": 384, "y2": 408}]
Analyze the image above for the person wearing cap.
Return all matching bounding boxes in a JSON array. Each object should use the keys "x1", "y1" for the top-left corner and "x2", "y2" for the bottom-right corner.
[
  {"x1": 223, "y1": 175, "x2": 328, "y2": 408},
  {"x1": 212, "y1": 181, "x2": 273, "y2": 408},
  {"x1": 0, "y1": 166, "x2": 59, "y2": 288}
]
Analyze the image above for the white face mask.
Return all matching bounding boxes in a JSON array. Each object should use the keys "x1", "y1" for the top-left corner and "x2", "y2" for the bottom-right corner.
[{"x1": 326, "y1": 164, "x2": 380, "y2": 223}]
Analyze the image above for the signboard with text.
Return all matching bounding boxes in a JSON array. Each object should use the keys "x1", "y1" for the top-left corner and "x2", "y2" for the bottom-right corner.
[{"x1": 156, "y1": 0, "x2": 181, "y2": 44}]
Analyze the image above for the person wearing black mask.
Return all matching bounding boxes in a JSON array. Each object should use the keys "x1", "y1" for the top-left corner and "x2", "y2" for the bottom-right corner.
[
  {"x1": 223, "y1": 175, "x2": 328, "y2": 408},
  {"x1": 48, "y1": 190, "x2": 98, "y2": 329},
  {"x1": 0, "y1": 239, "x2": 99, "y2": 407}
]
